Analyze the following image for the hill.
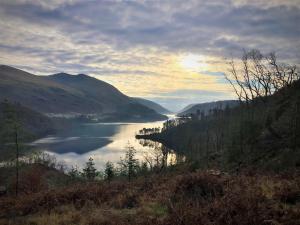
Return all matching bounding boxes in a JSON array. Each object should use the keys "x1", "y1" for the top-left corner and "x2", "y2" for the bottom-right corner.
[
  {"x1": 138, "y1": 80, "x2": 300, "y2": 171},
  {"x1": 0, "y1": 65, "x2": 167, "y2": 122},
  {"x1": 177, "y1": 103, "x2": 196, "y2": 114},
  {"x1": 132, "y1": 97, "x2": 171, "y2": 114},
  {"x1": 46, "y1": 73, "x2": 130, "y2": 114},
  {"x1": 0, "y1": 101, "x2": 59, "y2": 160},
  {"x1": 177, "y1": 100, "x2": 239, "y2": 116},
  {"x1": 0, "y1": 101, "x2": 55, "y2": 137}
]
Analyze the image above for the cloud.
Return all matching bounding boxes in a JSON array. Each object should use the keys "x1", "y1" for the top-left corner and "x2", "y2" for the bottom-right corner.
[
  {"x1": 0, "y1": 0, "x2": 299, "y2": 110},
  {"x1": 1, "y1": 0, "x2": 80, "y2": 10}
]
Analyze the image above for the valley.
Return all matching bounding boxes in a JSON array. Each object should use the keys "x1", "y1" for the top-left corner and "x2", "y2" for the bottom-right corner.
[{"x1": 0, "y1": 2, "x2": 299, "y2": 222}]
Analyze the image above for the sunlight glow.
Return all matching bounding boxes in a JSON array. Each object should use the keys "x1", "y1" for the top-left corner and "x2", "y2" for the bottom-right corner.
[{"x1": 179, "y1": 54, "x2": 207, "y2": 72}]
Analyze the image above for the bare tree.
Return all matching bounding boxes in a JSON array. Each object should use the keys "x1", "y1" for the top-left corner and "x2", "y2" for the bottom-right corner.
[
  {"x1": 225, "y1": 49, "x2": 299, "y2": 103},
  {"x1": 143, "y1": 142, "x2": 165, "y2": 172}
]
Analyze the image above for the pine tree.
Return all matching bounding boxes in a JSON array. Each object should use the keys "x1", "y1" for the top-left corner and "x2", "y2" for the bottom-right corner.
[
  {"x1": 69, "y1": 166, "x2": 80, "y2": 180},
  {"x1": 83, "y1": 157, "x2": 97, "y2": 181},
  {"x1": 118, "y1": 144, "x2": 139, "y2": 181},
  {"x1": 139, "y1": 161, "x2": 148, "y2": 176},
  {"x1": 104, "y1": 161, "x2": 114, "y2": 182}
]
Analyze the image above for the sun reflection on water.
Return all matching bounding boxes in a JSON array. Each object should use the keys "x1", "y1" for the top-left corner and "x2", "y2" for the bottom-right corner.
[{"x1": 32, "y1": 118, "x2": 178, "y2": 170}]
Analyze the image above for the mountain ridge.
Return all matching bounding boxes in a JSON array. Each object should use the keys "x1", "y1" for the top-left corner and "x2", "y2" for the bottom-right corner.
[
  {"x1": 177, "y1": 100, "x2": 239, "y2": 116},
  {"x1": 0, "y1": 65, "x2": 167, "y2": 122},
  {"x1": 132, "y1": 97, "x2": 171, "y2": 114}
]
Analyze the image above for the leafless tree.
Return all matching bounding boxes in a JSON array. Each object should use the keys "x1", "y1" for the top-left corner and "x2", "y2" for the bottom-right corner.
[
  {"x1": 143, "y1": 143, "x2": 166, "y2": 172},
  {"x1": 225, "y1": 49, "x2": 299, "y2": 103}
]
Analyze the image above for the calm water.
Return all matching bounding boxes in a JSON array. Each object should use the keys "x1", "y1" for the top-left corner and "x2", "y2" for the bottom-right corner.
[{"x1": 30, "y1": 117, "x2": 176, "y2": 169}]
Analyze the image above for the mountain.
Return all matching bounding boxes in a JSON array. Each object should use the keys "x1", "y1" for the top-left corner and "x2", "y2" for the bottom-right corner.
[
  {"x1": 132, "y1": 97, "x2": 171, "y2": 114},
  {"x1": 177, "y1": 103, "x2": 196, "y2": 114},
  {"x1": 46, "y1": 73, "x2": 129, "y2": 113},
  {"x1": 177, "y1": 100, "x2": 239, "y2": 116},
  {"x1": 0, "y1": 65, "x2": 167, "y2": 122}
]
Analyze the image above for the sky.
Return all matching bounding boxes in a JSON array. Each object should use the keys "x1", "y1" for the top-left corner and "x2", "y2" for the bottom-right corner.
[{"x1": 0, "y1": 0, "x2": 299, "y2": 111}]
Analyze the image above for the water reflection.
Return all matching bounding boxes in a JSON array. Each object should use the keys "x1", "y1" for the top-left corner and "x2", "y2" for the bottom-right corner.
[
  {"x1": 139, "y1": 139, "x2": 180, "y2": 168},
  {"x1": 31, "y1": 119, "x2": 179, "y2": 169}
]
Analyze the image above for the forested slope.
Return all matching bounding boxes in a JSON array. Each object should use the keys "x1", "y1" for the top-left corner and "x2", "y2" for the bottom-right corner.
[
  {"x1": 143, "y1": 80, "x2": 300, "y2": 170},
  {"x1": 0, "y1": 101, "x2": 58, "y2": 160}
]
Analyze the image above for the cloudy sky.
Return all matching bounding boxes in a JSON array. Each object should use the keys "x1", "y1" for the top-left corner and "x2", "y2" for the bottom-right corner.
[{"x1": 0, "y1": 0, "x2": 299, "y2": 111}]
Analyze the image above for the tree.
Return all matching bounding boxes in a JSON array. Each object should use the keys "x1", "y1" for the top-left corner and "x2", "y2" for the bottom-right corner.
[
  {"x1": 138, "y1": 161, "x2": 149, "y2": 176},
  {"x1": 68, "y1": 166, "x2": 80, "y2": 180},
  {"x1": 1, "y1": 100, "x2": 21, "y2": 196},
  {"x1": 225, "y1": 49, "x2": 299, "y2": 103},
  {"x1": 118, "y1": 144, "x2": 139, "y2": 181},
  {"x1": 83, "y1": 157, "x2": 97, "y2": 181},
  {"x1": 224, "y1": 50, "x2": 299, "y2": 161},
  {"x1": 104, "y1": 161, "x2": 114, "y2": 182},
  {"x1": 143, "y1": 143, "x2": 167, "y2": 172}
]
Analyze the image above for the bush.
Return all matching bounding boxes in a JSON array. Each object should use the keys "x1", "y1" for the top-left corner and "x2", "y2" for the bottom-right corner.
[
  {"x1": 112, "y1": 191, "x2": 139, "y2": 209},
  {"x1": 171, "y1": 173, "x2": 224, "y2": 203}
]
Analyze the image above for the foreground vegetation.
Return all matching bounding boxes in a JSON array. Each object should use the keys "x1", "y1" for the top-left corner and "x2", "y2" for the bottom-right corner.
[{"x1": 0, "y1": 163, "x2": 299, "y2": 225}]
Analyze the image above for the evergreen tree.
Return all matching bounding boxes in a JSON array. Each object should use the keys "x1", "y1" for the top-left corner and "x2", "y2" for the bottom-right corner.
[
  {"x1": 104, "y1": 161, "x2": 114, "y2": 182},
  {"x1": 139, "y1": 161, "x2": 149, "y2": 176},
  {"x1": 118, "y1": 144, "x2": 139, "y2": 181},
  {"x1": 83, "y1": 157, "x2": 97, "y2": 181},
  {"x1": 68, "y1": 166, "x2": 80, "y2": 180}
]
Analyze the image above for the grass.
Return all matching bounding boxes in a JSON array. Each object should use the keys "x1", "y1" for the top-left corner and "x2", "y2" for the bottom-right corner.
[{"x1": 0, "y1": 164, "x2": 299, "y2": 225}]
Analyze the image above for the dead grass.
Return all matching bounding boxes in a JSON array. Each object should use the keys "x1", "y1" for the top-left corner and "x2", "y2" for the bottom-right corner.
[{"x1": 0, "y1": 169, "x2": 299, "y2": 225}]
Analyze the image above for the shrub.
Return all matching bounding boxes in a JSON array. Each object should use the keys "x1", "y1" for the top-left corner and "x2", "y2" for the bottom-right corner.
[{"x1": 171, "y1": 173, "x2": 224, "y2": 203}]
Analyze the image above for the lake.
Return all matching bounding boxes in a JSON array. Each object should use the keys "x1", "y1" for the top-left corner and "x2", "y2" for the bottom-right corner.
[{"x1": 30, "y1": 116, "x2": 177, "y2": 170}]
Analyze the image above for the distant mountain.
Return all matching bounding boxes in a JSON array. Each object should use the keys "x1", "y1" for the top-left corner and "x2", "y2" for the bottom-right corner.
[
  {"x1": 132, "y1": 97, "x2": 171, "y2": 114},
  {"x1": 177, "y1": 103, "x2": 196, "y2": 114},
  {"x1": 177, "y1": 100, "x2": 239, "y2": 116},
  {"x1": 0, "y1": 65, "x2": 167, "y2": 122}
]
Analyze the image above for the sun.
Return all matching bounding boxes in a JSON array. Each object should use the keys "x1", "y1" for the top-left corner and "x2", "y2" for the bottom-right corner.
[{"x1": 179, "y1": 53, "x2": 207, "y2": 72}]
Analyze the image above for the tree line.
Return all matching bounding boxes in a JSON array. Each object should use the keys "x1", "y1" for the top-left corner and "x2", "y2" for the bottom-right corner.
[{"x1": 68, "y1": 142, "x2": 177, "y2": 182}]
